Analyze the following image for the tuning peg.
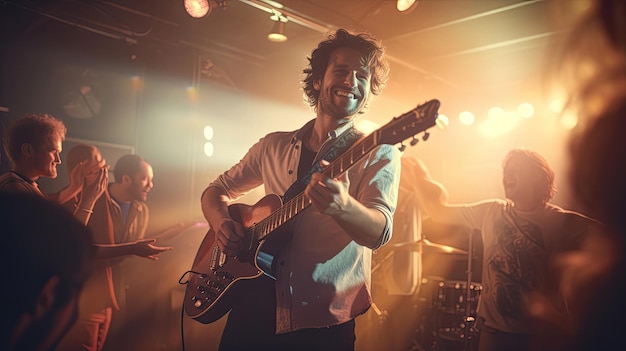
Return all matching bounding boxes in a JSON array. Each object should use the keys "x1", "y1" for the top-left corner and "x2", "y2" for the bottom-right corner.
[
  {"x1": 423, "y1": 132, "x2": 430, "y2": 141},
  {"x1": 410, "y1": 137, "x2": 419, "y2": 146},
  {"x1": 398, "y1": 143, "x2": 406, "y2": 152}
]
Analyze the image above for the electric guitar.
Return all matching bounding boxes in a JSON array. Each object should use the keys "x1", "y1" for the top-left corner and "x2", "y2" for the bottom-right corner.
[{"x1": 183, "y1": 99, "x2": 441, "y2": 324}]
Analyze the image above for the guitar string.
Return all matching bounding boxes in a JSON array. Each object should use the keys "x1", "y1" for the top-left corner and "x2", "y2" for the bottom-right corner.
[
  {"x1": 247, "y1": 100, "x2": 437, "y2": 243},
  {"x1": 250, "y1": 132, "x2": 379, "y2": 243}
]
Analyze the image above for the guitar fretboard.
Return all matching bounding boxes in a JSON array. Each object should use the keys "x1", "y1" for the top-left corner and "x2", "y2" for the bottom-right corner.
[{"x1": 250, "y1": 131, "x2": 380, "y2": 242}]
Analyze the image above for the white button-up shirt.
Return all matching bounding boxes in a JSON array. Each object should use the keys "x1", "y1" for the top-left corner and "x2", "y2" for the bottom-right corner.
[{"x1": 207, "y1": 119, "x2": 401, "y2": 333}]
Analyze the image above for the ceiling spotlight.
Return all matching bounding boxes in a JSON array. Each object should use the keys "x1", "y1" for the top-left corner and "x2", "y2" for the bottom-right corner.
[
  {"x1": 396, "y1": 0, "x2": 418, "y2": 13},
  {"x1": 184, "y1": 0, "x2": 227, "y2": 18},
  {"x1": 184, "y1": 0, "x2": 211, "y2": 18},
  {"x1": 268, "y1": 14, "x2": 288, "y2": 42}
]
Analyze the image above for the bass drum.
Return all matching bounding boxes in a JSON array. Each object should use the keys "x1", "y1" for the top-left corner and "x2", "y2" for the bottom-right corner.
[
  {"x1": 430, "y1": 280, "x2": 482, "y2": 350},
  {"x1": 435, "y1": 280, "x2": 482, "y2": 315}
]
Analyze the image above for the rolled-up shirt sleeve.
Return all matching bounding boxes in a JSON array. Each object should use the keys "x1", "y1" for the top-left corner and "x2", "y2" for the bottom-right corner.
[{"x1": 354, "y1": 144, "x2": 402, "y2": 249}]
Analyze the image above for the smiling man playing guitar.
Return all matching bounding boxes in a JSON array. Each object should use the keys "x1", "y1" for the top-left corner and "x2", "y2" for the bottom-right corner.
[{"x1": 192, "y1": 29, "x2": 438, "y2": 351}]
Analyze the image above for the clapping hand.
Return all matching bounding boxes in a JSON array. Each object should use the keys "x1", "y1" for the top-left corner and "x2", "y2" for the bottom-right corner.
[{"x1": 80, "y1": 160, "x2": 109, "y2": 206}]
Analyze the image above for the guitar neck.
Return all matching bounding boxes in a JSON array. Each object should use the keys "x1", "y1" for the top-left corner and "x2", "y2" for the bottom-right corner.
[
  {"x1": 249, "y1": 98, "x2": 441, "y2": 244},
  {"x1": 251, "y1": 131, "x2": 380, "y2": 242}
]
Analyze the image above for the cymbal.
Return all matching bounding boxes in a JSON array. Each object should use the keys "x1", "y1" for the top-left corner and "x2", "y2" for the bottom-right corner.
[{"x1": 390, "y1": 239, "x2": 468, "y2": 255}]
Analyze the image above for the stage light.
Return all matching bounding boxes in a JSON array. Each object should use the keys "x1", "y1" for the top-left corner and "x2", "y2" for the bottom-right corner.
[
  {"x1": 184, "y1": 0, "x2": 227, "y2": 18},
  {"x1": 204, "y1": 124, "x2": 214, "y2": 157},
  {"x1": 549, "y1": 97, "x2": 565, "y2": 114},
  {"x1": 560, "y1": 111, "x2": 578, "y2": 130},
  {"x1": 459, "y1": 111, "x2": 475, "y2": 124},
  {"x1": 204, "y1": 142, "x2": 214, "y2": 157},
  {"x1": 184, "y1": 0, "x2": 211, "y2": 18},
  {"x1": 268, "y1": 14, "x2": 288, "y2": 42},
  {"x1": 459, "y1": 111, "x2": 475, "y2": 126},
  {"x1": 436, "y1": 114, "x2": 449, "y2": 130},
  {"x1": 517, "y1": 102, "x2": 535, "y2": 118},
  {"x1": 396, "y1": 0, "x2": 418, "y2": 13},
  {"x1": 487, "y1": 107, "x2": 504, "y2": 120},
  {"x1": 203, "y1": 125, "x2": 214, "y2": 140}
]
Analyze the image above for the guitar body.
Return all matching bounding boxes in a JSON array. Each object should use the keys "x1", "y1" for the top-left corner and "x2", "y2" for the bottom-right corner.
[{"x1": 183, "y1": 194, "x2": 283, "y2": 324}]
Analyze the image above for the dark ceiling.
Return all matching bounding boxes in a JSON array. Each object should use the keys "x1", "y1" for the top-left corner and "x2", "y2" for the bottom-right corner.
[{"x1": 2, "y1": 0, "x2": 579, "y2": 123}]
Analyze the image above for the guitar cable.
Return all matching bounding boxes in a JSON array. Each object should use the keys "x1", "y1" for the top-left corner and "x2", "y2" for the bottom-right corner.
[
  {"x1": 178, "y1": 270, "x2": 207, "y2": 284},
  {"x1": 180, "y1": 293, "x2": 187, "y2": 351},
  {"x1": 179, "y1": 271, "x2": 190, "y2": 351},
  {"x1": 178, "y1": 270, "x2": 209, "y2": 351}
]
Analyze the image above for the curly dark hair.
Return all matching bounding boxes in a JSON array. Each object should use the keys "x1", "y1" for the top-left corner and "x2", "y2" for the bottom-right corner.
[{"x1": 302, "y1": 29, "x2": 389, "y2": 111}]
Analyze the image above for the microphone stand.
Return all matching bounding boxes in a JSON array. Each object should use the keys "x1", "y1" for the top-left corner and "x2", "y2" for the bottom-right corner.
[
  {"x1": 370, "y1": 250, "x2": 394, "y2": 324},
  {"x1": 464, "y1": 229, "x2": 476, "y2": 351}
]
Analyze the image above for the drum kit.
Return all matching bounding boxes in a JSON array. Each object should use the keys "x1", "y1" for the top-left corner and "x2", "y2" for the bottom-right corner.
[{"x1": 372, "y1": 232, "x2": 482, "y2": 351}]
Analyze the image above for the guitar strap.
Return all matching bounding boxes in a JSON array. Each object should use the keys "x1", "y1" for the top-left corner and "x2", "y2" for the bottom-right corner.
[{"x1": 283, "y1": 125, "x2": 365, "y2": 202}]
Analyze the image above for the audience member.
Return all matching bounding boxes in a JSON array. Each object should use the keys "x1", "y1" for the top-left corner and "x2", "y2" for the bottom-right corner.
[
  {"x1": 0, "y1": 191, "x2": 96, "y2": 351},
  {"x1": 108, "y1": 154, "x2": 153, "y2": 244},
  {"x1": 0, "y1": 114, "x2": 105, "y2": 225},
  {"x1": 106, "y1": 153, "x2": 155, "y2": 350},
  {"x1": 1, "y1": 116, "x2": 171, "y2": 350},
  {"x1": 53, "y1": 144, "x2": 171, "y2": 351},
  {"x1": 413, "y1": 148, "x2": 596, "y2": 351}
]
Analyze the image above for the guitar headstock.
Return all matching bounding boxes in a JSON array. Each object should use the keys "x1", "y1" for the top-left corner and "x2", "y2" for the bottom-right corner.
[{"x1": 378, "y1": 99, "x2": 441, "y2": 149}]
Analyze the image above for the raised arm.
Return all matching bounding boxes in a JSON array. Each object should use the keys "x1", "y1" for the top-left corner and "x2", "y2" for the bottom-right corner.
[
  {"x1": 71, "y1": 165, "x2": 108, "y2": 225},
  {"x1": 412, "y1": 158, "x2": 450, "y2": 222},
  {"x1": 56, "y1": 161, "x2": 86, "y2": 205}
]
